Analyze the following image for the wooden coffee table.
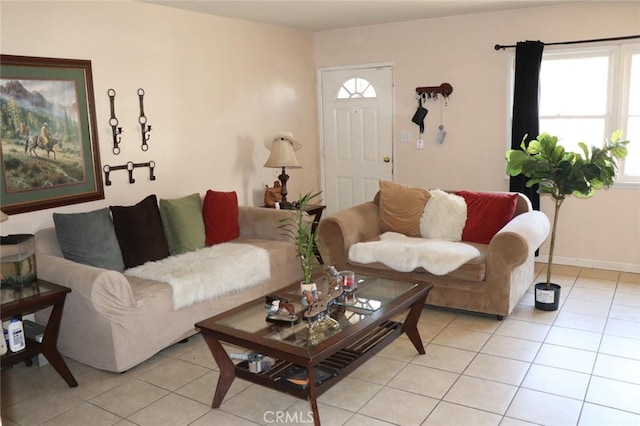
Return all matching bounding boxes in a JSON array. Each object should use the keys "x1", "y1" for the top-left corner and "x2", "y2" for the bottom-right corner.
[{"x1": 196, "y1": 274, "x2": 432, "y2": 425}]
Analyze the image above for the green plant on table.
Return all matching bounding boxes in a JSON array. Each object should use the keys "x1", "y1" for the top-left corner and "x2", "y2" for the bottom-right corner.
[
  {"x1": 506, "y1": 131, "x2": 629, "y2": 289},
  {"x1": 279, "y1": 191, "x2": 322, "y2": 284}
]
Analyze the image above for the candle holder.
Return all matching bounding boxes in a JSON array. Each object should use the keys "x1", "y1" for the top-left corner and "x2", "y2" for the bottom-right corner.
[
  {"x1": 138, "y1": 88, "x2": 152, "y2": 151},
  {"x1": 107, "y1": 89, "x2": 123, "y2": 155}
]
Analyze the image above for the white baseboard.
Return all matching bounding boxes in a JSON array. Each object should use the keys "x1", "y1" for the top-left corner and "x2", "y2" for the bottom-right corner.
[{"x1": 536, "y1": 255, "x2": 640, "y2": 274}]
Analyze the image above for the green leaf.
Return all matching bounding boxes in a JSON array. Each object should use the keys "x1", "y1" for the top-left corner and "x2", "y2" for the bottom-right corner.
[
  {"x1": 610, "y1": 143, "x2": 628, "y2": 159},
  {"x1": 505, "y1": 150, "x2": 528, "y2": 175},
  {"x1": 527, "y1": 139, "x2": 542, "y2": 155},
  {"x1": 610, "y1": 129, "x2": 622, "y2": 143},
  {"x1": 578, "y1": 142, "x2": 590, "y2": 161}
]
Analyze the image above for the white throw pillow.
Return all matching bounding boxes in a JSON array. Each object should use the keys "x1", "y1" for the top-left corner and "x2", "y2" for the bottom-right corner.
[{"x1": 419, "y1": 189, "x2": 467, "y2": 241}]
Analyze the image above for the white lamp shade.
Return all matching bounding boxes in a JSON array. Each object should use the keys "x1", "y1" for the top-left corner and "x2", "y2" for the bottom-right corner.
[{"x1": 264, "y1": 138, "x2": 301, "y2": 168}]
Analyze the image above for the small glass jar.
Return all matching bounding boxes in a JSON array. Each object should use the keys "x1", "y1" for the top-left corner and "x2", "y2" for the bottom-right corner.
[{"x1": 339, "y1": 271, "x2": 356, "y2": 293}]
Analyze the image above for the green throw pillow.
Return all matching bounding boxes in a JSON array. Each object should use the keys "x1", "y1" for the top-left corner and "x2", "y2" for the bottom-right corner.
[
  {"x1": 159, "y1": 193, "x2": 205, "y2": 255},
  {"x1": 53, "y1": 207, "x2": 125, "y2": 271}
]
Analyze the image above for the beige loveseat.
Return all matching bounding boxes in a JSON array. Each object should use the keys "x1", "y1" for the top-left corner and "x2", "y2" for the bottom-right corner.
[
  {"x1": 317, "y1": 189, "x2": 550, "y2": 319},
  {"x1": 35, "y1": 206, "x2": 302, "y2": 373}
]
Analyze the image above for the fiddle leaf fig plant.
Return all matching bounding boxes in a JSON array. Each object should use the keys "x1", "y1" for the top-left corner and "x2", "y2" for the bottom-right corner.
[
  {"x1": 506, "y1": 131, "x2": 629, "y2": 289},
  {"x1": 279, "y1": 191, "x2": 322, "y2": 284}
]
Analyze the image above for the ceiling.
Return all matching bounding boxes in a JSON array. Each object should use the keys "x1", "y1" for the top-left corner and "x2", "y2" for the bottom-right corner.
[{"x1": 142, "y1": 0, "x2": 573, "y2": 32}]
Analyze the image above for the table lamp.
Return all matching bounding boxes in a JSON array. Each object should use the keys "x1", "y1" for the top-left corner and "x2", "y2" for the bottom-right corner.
[{"x1": 264, "y1": 131, "x2": 301, "y2": 209}]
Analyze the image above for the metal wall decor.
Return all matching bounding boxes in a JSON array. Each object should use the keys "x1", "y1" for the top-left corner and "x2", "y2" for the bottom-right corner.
[
  {"x1": 103, "y1": 161, "x2": 156, "y2": 186},
  {"x1": 104, "y1": 88, "x2": 158, "y2": 185},
  {"x1": 137, "y1": 88, "x2": 152, "y2": 151},
  {"x1": 107, "y1": 89, "x2": 123, "y2": 155}
]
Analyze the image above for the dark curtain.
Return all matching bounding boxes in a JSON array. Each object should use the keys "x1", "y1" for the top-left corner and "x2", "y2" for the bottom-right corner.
[{"x1": 510, "y1": 40, "x2": 544, "y2": 211}]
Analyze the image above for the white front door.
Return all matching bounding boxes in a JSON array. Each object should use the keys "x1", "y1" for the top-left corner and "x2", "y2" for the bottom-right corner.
[{"x1": 320, "y1": 65, "x2": 394, "y2": 215}]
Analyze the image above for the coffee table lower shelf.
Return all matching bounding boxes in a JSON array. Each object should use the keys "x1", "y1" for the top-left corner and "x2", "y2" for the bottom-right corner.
[{"x1": 233, "y1": 320, "x2": 403, "y2": 399}]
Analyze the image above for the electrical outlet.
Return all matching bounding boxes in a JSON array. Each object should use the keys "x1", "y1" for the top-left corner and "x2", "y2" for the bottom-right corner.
[
  {"x1": 400, "y1": 131, "x2": 410, "y2": 142},
  {"x1": 417, "y1": 139, "x2": 424, "y2": 150}
]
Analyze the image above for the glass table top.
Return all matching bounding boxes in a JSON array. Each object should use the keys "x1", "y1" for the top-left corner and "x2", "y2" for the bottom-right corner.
[
  {"x1": 1, "y1": 280, "x2": 57, "y2": 306},
  {"x1": 212, "y1": 274, "x2": 417, "y2": 349}
]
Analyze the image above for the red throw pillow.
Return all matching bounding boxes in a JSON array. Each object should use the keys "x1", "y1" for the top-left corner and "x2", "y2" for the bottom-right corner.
[
  {"x1": 455, "y1": 191, "x2": 519, "y2": 244},
  {"x1": 203, "y1": 190, "x2": 240, "y2": 245}
]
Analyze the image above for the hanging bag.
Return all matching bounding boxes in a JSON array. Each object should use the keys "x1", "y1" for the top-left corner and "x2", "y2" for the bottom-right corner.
[{"x1": 411, "y1": 98, "x2": 428, "y2": 134}]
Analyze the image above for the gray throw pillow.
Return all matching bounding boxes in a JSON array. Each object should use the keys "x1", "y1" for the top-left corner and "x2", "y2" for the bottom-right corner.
[{"x1": 53, "y1": 207, "x2": 125, "y2": 271}]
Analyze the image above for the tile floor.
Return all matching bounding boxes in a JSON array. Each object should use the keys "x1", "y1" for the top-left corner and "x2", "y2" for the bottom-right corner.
[{"x1": 1, "y1": 264, "x2": 639, "y2": 425}]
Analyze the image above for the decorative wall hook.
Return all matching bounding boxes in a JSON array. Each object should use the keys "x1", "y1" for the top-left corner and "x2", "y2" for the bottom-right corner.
[
  {"x1": 107, "y1": 89, "x2": 123, "y2": 155},
  {"x1": 103, "y1": 160, "x2": 156, "y2": 185},
  {"x1": 415, "y1": 83, "x2": 454, "y2": 100},
  {"x1": 137, "y1": 88, "x2": 152, "y2": 151}
]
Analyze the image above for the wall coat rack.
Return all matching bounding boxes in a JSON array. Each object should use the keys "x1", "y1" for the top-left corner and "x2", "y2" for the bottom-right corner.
[
  {"x1": 103, "y1": 161, "x2": 156, "y2": 186},
  {"x1": 415, "y1": 83, "x2": 454, "y2": 100},
  {"x1": 413, "y1": 83, "x2": 453, "y2": 144}
]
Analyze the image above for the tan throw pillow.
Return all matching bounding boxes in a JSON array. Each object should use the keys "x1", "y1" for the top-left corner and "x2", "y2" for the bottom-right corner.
[{"x1": 379, "y1": 180, "x2": 431, "y2": 237}]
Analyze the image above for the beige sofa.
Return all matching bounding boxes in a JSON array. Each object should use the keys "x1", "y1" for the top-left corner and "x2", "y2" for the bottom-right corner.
[
  {"x1": 317, "y1": 191, "x2": 550, "y2": 319},
  {"x1": 34, "y1": 207, "x2": 302, "y2": 373}
]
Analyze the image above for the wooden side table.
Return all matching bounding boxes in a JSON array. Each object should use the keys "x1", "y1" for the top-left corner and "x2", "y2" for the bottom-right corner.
[
  {"x1": 262, "y1": 204, "x2": 326, "y2": 264},
  {"x1": 1, "y1": 279, "x2": 78, "y2": 387}
]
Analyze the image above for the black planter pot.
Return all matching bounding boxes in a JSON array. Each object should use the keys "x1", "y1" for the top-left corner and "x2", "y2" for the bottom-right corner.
[{"x1": 534, "y1": 282, "x2": 561, "y2": 311}]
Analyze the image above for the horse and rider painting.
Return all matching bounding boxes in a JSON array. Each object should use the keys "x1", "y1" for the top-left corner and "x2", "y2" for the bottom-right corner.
[
  {"x1": 24, "y1": 123, "x2": 62, "y2": 159},
  {"x1": 0, "y1": 78, "x2": 83, "y2": 193},
  {"x1": 1, "y1": 55, "x2": 104, "y2": 215}
]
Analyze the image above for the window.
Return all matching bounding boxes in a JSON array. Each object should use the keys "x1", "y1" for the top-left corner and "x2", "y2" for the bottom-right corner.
[
  {"x1": 622, "y1": 47, "x2": 640, "y2": 177},
  {"x1": 337, "y1": 77, "x2": 376, "y2": 99},
  {"x1": 511, "y1": 43, "x2": 640, "y2": 184},
  {"x1": 539, "y1": 51, "x2": 609, "y2": 151}
]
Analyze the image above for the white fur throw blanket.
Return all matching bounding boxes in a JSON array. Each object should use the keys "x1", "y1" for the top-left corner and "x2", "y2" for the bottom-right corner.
[
  {"x1": 125, "y1": 243, "x2": 270, "y2": 309},
  {"x1": 348, "y1": 232, "x2": 480, "y2": 275}
]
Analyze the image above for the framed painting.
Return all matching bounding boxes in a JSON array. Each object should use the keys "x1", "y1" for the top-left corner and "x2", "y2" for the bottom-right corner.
[{"x1": 0, "y1": 54, "x2": 103, "y2": 214}]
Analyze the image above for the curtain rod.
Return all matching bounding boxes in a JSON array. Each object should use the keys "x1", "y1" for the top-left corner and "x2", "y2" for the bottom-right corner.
[{"x1": 494, "y1": 34, "x2": 640, "y2": 50}]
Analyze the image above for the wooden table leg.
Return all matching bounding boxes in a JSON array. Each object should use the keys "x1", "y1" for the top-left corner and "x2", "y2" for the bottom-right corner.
[
  {"x1": 306, "y1": 363, "x2": 321, "y2": 426},
  {"x1": 203, "y1": 334, "x2": 235, "y2": 408},
  {"x1": 41, "y1": 298, "x2": 78, "y2": 387},
  {"x1": 403, "y1": 293, "x2": 428, "y2": 355}
]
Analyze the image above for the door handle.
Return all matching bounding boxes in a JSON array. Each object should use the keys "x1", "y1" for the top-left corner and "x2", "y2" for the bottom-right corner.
[{"x1": 383, "y1": 156, "x2": 390, "y2": 163}]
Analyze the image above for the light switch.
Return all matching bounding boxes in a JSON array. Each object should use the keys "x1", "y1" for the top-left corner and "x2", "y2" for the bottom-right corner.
[{"x1": 400, "y1": 131, "x2": 411, "y2": 142}]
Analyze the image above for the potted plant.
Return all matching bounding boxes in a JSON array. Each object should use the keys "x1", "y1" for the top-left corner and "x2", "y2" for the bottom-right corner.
[
  {"x1": 279, "y1": 191, "x2": 322, "y2": 285},
  {"x1": 506, "y1": 131, "x2": 629, "y2": 310}
]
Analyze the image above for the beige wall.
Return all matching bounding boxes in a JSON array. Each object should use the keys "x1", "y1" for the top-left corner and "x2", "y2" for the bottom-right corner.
[
  {"x1": 1, "y1": 1, "x2": 639, "y2": 271},
  {"x1": 315, "y1": 2, "x2": 640, "y2": 272},
  {"x1": 0, "y1": 0, "x2": 319, "y2": 231}
]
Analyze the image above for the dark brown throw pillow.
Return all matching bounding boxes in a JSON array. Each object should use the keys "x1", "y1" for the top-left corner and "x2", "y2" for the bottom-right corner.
[{"x1": 110, "y1": 194, "x2": 170, "y2": 269}]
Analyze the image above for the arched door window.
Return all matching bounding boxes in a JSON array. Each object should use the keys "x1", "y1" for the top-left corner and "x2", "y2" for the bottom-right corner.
[{"x1": 337, "y1": 77, "x2": 377, "y2": 99}]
